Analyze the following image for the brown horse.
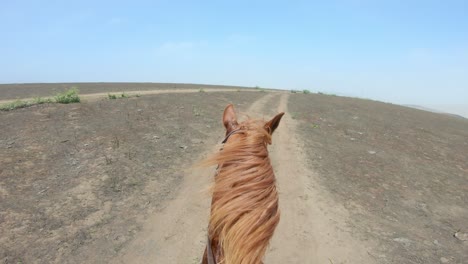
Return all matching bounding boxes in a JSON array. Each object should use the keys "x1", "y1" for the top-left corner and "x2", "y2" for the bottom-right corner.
[{"x1": 202, "y1": 104, "x2": 284, "y2": 264}]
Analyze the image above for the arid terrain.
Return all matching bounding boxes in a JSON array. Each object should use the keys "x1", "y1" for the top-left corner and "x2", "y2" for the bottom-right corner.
[{"x1": 1, "y1": 83, "x2": 467, "y2": 264}]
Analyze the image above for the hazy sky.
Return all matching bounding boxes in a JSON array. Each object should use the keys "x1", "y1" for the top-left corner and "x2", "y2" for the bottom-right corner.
[{"x1": 1, "y1": 0, "x2": 467, "y2": 108}]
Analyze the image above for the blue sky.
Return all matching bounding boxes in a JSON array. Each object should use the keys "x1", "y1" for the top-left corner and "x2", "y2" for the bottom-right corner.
[{"x1": 1, "y1": 1, "x2": 467, "y2": 112}]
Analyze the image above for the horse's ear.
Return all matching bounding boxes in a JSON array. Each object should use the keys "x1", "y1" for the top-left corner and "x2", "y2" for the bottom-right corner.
[
  {"x1": 223, "y1": 104, "x2": 238, "y2": 134},
  {"x1": 264, "y1": 112, "x2": 284, "y2": 135}
]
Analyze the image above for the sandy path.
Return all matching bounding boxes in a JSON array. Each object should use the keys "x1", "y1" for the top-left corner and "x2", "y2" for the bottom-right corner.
[
  {"x1": 112, "y1": 141, "x2": 214, "y2": 263},
  {"x1": 264, "y1": 93, "x2": 374, "y2": 263},
  {"x1": 113, "y1": 93, "x2": 277, "y2": 264},
  {"x1": 114, "y1": 91, "x2": 374, "y2": 263},
  {"x1": 0, "y1": 88, "x2": 267, "y2": 104}
]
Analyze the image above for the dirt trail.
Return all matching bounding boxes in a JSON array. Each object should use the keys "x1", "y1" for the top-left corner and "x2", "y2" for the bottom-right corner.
[
  {"x1": 112, "y1": 144, "x2": 214, "y2": 263},
  {"x1": 114, "y1": 91, "x2": 374, "y2": 263},
  {"x1": 0, "y1": 88, "x2": 266, "y2": 104},
  {"x1": 262, "y1": 94, "x2": 374, "y2": 263},
  {"x1": 113, "y1": 93, "x2": 277, "y2": 264}
]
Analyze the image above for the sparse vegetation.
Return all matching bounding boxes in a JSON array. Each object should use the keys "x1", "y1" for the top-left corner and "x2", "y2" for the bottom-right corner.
[
  {"x1": 0, "y1": 97, "x2": 54, "y2": 111},
  {"x1": 104, "y1": 154, "x2": 113, "y2": 165},
  {"x1": 317, "y1": 91, "x2": 337, "y2": 96},
  {"x1": 54, "y1": 87, "x2": 80, "y2": 104},
  {"x1": 290, "y1": 112, "x2": 301, "y2": 119},
  {"x1": 199, "y1": 88, "x2": 205, "y2": 92},
  {"x1": 303, "y1": 89, "x2": 311, "y2": 94},
  {"x1": 192, "y1": 105, "x2": 202, "y2": 116},
  {"x1": 108, "y1": 92, "x2": 138, "y2": 100},
  {"x1": 34, "y1": 97, "x2": 53, "y2": 104},
  {"x1": 111, "y1": 136, "x2": 120, "y2": 149},
  {"x1": 0, "y1": 100, "x2": 32, "y2": 111}
]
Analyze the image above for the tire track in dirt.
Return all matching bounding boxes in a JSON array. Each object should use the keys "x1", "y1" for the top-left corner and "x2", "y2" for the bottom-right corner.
[
  {"x1": 262, "y1": 93, "x2": 374, "y2": 263},
  {"x1": 112, "y1": 92, "x2": 277, "y2": 264}
]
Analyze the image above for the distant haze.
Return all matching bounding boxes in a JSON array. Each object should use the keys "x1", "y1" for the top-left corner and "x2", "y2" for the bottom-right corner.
[
  {"x1": 427, "y1": 104, "x2": 468, "y2": 119},
  {"x1": 1, "y1": 1, "x2": 467, "y2": 117}
]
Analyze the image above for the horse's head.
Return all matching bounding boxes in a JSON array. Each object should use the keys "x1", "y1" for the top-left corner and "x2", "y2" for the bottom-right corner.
[
  {"x1": 222, "y1": 104, "x2": 284, "y2": 146},
  {"x1": 202, "y1": 104, "x2": 284, "y2": 264}
]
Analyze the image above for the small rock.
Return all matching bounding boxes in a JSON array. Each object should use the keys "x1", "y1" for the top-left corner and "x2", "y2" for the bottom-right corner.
[
  {"x1": 137, "y1": 109, "x2": 143, "y2": 112},
  {"x1": 368, "y1": 150, "x2": 377, "y2": 154},
  {"x1": 393, "y1": 237, "x2": 412, "y2": 247},
  {"x1": 191, "y1": 139, "x2": 202, "y2": 144},
  {"x1": 153, "y1": 135, "x2": 160, "y2": 139},
  {"x1": 84, "y1": 144, "x2": 89, "y2": 147},
  {"x1": 433, "y1": 239, "x2": 440, "y2": 246},
  {"x1": 454, "y1": 231, "x2": 468, "y2": 241},
  {"x1": 350, "y1": 137, "x2": 356, "y2": 141},
  {"x1": 179, "y1": 145, "x2": 188, "y2": 149},
  {"x1": 440, "y1": 257, "x2": 449, "y2": 263},
  {"x1": 352, "y1": 116, "x2": 359, "y2": 120}
]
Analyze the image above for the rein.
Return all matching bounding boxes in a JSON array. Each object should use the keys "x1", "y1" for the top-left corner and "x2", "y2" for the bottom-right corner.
[
  {"x1": 206, "y1": 235, "x2": 215, "y2": 264},
  {"x1": 205, "y1": 127, "x2": 242, "y2": 264}
]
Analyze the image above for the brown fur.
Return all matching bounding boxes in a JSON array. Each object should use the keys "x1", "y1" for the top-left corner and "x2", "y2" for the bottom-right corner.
[{"x1": 202, "y1": 109, "x2": 283, "y2": 264}]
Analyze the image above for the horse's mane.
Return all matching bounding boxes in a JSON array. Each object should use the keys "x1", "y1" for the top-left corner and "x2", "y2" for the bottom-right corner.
[{"x1": 204, "y1": 119, "x2": 280, "y2": 264}]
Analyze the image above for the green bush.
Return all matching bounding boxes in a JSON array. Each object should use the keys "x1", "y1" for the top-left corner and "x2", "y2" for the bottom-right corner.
[
  {"x1": 34, "y1": 97, "x2": 53, "y2": 104},
  {"x1": 0, "y1": 100, "x2": 31, "y2": 111},
  {"x1": 55, "y1": 88, "x2": 80, "y2": 104},
  {"x1": 303, "y1": 89, "x2": 311, "y2": 94},
  {"x1": 0, "y1": 97, "x2": 54, "y2": 111},
  {"x1": 108, "y1": 92, "x2": 131, "y2": 99}
]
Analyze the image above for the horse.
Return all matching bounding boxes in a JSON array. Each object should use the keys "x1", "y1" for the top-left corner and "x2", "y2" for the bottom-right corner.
[{"x1": 201, "y1": 104, "x2": 284, "y2": 264}]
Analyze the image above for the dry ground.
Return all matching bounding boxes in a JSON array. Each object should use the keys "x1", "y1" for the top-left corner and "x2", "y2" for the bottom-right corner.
[
  {"x1": 1, "y1": 84, "x2": 467, "y2": 264},
  {"x1": 287, "y1": 94, "x2": 468, "y2": 263}
]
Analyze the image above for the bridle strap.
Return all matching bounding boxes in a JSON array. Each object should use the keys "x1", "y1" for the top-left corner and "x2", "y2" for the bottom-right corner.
[
  {"x1": 207, "y1": 234, "x2": 215, "y2": 264},
  {"x1": 221, "y1": 128, "x2": 242, "y2": 144}
]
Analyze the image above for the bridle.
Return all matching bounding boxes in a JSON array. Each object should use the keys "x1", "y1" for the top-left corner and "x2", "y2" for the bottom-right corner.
[
  {"x1": 221, "y1": 128, "x2": 242, "y2": 144},
  {"x1": 206, "y1": 127, "x2": 243, "y2": 264}
]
